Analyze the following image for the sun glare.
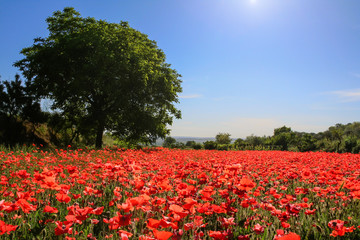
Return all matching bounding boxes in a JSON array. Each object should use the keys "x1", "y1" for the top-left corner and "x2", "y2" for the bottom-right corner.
[{"x1": 250, "y1": 0, "x2": 257, "y2": 3}]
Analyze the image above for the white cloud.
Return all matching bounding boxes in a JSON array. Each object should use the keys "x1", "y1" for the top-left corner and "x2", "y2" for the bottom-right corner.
[
  {"x1": 179, "y1": 94, "x2": 202, "y2": 99},
  {"x1": 329, "y1": 89, "x2": 360, "y2": 102}
]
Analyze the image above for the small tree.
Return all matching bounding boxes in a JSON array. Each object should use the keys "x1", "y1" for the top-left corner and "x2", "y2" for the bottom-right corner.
[
  {"x1": 215, "y1": 132, "x2": 231, "y2": 145},
  {"x1": 163, "y1": 137, "x2": 176, "y2": 148},
  {"x1": 274, "y1": 126, "x2": 292, "y2": 136},
  {"x1": 193, "y1": 143, "x2": 202, "y2": 150},
  {"x1": 185, "y1": 140, "x2": 196, "y2": 147},
  {"x1": 271, "y1": 126, "x2": 295, "y2": 151},
  {"x1": 204, "y1": 141, "x2": 217, "y2": 150},
  {"x1": 234, "y1": 138, "x2": 245, "y2": 149},
  {"x1": 245, "y1": 134, "x2": 265, "y2": 148}
]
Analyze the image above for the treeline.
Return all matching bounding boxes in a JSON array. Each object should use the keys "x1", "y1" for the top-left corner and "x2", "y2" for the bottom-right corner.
[{"x1": 163, "y1": 123, "x2": 360, "y2": 153}]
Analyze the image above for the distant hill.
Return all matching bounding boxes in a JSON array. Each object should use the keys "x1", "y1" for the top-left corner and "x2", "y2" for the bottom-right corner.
[
  {"x1": 155, "y1": 136, "x2": 216, "y2": 146},
  {"x1": 155, "y1": 136, "x2": 238, "y2": 146}
]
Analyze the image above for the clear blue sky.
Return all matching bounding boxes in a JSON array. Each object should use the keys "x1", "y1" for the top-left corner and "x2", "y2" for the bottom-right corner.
[{"x1": 1, "y1": 0, "x2": 360, "y2": 138}]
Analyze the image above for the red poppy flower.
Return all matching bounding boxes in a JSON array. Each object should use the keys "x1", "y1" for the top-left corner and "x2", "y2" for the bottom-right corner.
[
  {"x1": 277, "y1": 232, "x2": 301, "y2": 240},
  {"x1": 0, "y1": 220, "x2": 17, "y2": 235},
  {"x1": 281, "y1": 222, "x2": 291, "y2": 228},
  {"x1": 117, "y1": 199, "x2": 134, "y2": 212},
  {"x1": 153, "y1": 229, "x2": 173, "y2": 240},
  {"x1": 92, "y1": 206, "x2": 104, "y2": 215},
  {"x1": 54, "y1": 221, "x2": 73, "y2": 236},
  {"x1": 237, "y1": 235, "x2": 250, "y2": 240},
  {"x1": 238, "y1": 176, "x2": 256, "y2": 192},
  {"x1": 147, "y1": 218, "x2": 161, "y2": 229},
  {"x1": 15, "y1": 199, "x2": 36, "y2": 213},
  {"x1": 118, "y1": 230, "x2": 133, "y2": 240},
  {"x1": 104, "y1": 213, "x2": 131, "y2": 230},
  {"x1": 253, "y1": 224, "x2": 265, "y2": 234},
  {"x1": 209, "y1": 230, "x2": 229, "y2": 240},
  {"x1": 43, "y1": 205, "x2": 58, "y2": 213},
  {"x1": 305, "y1": 209, "x2": 316, "y2": 215},
  {"x1": 56, "y1": 193, "x2": 71, "y2": 203}
]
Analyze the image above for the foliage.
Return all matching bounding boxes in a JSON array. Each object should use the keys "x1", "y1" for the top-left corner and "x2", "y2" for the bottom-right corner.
[
  {"x1": 204, "y1": 140, "x2": 217, "y2": 150},
  {"x1": 215, "y1": 132, "x2": 231, "y2": 145},
  {"x1": 234, "y1": 138, "x2": 245, "y2": 149},
  {"x1": 273, "y1": 125, "x2": 292, "y2": 135},
  {"x1": 0, "y1": 74, "x2": 47, "y2": 126},
  {"x1": 172, "y1": 142, "x2": 186, "y2": 149},
  {"x1": 0, "y1": 74, "x2": 43, "y2": 121},
  {"x1": 245, "y1": 135, "x2": 268, "y2": 149},
  {"x1": 163, "y1": 136, "x2": 176, "y2": 148},
  {"x1": 0, "y1": 74, "x2": 46, "y2": 146},
  {"x1": 297, "y1": 133, "x2": 317, "y2": 152},
  {"x1": 227, "y1": 122, "x2": 360, "y2": 153},
  {"x1": 15, "y1": 7, "x2": 182, "y2": 149},
  {"x1": 185, "y1": 140, "x2": 202, "y2": 150},
  {"x1": 271, "y1": 126, "x2": 295, "y2": 151},
  {"x1": 161, "y1": 137, "x2": 186, "y2": 149},
  {"x1": 216, "y1": 144, "x2": 230, "y2": 150},
  {"x1": 185, "y1": 140, "x2": 196, "y2": 147},
  {"x1": 192, "y1": 142, "x2": 203, "y2": 150}
]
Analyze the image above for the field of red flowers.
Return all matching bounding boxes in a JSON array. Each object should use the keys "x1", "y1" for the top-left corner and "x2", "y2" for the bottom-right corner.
[{"x1": 1, "y1": 148, "x2": 360, "y2": 239}]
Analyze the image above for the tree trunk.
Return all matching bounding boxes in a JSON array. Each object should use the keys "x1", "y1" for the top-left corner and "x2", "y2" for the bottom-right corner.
[{"x1": 95, "y1": 119, "x2": 105, "y2": 149}]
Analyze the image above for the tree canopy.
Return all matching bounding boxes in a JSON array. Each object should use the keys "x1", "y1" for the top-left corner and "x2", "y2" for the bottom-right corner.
[
  {"x1": 0, "y1": 74, "x2": 42, "y2": 121},
  {"x1": 15, "y1": 7, "x2": 182, "y2": 148},
  {"x1": 0, "y1": 74, "x2": 45, "y2": 146},
  {"x1": 215, "y1": 132, "x2": 231, "y2": 145}
]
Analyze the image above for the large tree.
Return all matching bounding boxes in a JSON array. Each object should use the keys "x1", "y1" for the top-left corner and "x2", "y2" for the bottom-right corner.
[{"x1": 15, "y1": 7, "x2": 182, "y2": 148}]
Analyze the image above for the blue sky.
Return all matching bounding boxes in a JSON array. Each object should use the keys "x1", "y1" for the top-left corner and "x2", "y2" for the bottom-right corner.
[{"x1": 1, "y1": 0, "x2": 360, "y2": 138}]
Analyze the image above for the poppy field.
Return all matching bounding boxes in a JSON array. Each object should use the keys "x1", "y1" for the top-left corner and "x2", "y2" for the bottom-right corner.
[{"x1": 1, "y1": 148, "x2": 360, "y2": 239}]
